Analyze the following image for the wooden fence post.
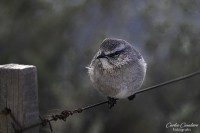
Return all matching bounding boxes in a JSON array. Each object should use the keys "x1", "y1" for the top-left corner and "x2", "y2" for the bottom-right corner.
[{"x1": 0, "y1": 64, "x2": 39, "y2": 133}]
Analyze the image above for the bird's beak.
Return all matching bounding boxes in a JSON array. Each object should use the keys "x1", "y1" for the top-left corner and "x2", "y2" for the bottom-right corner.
[{"x1": 97, "y1": 52, "x2": 106, "y2": 59}]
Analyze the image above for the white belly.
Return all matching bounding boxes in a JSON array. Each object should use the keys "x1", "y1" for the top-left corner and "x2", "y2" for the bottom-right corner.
[{"x1": 90, "y1": 58, "x2": 146, "y2": 99}]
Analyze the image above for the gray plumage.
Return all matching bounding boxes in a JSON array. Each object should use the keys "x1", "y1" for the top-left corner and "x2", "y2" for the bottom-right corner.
[{"x1": 87, "y1": 38, "x2": 147, "y2": 99}]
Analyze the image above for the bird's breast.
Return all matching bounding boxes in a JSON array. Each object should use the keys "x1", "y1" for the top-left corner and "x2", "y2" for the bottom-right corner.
[{"x1": 89, "y1": 57, "x2": 146, "y2": 99}]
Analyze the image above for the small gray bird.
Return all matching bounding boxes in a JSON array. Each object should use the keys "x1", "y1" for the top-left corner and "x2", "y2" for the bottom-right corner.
[{"x1": 87, "y1": 38, "x2": 146, "y2": 108}]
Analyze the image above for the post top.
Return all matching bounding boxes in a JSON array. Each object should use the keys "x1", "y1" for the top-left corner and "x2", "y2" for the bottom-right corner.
[{"x1": 0, "y1": 64, "x2": 35, "y2": 70}]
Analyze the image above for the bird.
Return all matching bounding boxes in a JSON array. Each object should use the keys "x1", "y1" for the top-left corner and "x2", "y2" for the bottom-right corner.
[{"x1": 87, "y1": 38, "x2": 147, "y2": 108}]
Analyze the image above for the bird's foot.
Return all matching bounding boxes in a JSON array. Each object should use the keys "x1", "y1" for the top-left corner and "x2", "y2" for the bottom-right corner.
[
  {"x1": 128, "y1": 94, "x2": 136, "y2": 101},
  {"x1": 107, "y1": 97, "x2": 117, "y2": 109}
]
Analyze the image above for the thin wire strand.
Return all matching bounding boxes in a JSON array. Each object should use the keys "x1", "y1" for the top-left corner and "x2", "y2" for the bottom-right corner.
[
  {"x1": 81, "y1": 100, "x2": 109, "y2": 111},
  {"x1": 135, "y1": 70, "x2": 200, "y2": 94}
]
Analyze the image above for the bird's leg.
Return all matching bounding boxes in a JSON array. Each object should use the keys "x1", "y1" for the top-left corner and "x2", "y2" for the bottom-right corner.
[
  {"x1": 107, "y1": 97, "x2": 117, "y2": 109},
  {"x1": 128, "y1": 94, "x2": 136, "y2": 101}
]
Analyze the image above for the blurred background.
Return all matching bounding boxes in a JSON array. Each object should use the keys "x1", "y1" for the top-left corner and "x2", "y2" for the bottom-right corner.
[{"x1": 0, "y1": 0, "x2": 200, "y2": 133}]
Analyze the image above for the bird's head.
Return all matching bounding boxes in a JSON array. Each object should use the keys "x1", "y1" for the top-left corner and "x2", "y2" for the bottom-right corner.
[{"x1": 95, "y1": 38, "x2": 133, "y2": 71}]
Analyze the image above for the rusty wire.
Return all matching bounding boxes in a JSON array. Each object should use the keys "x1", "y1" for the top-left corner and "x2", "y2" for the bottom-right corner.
[{"x1": 0, "y1": 70, "x2": 200, "y2": 133}]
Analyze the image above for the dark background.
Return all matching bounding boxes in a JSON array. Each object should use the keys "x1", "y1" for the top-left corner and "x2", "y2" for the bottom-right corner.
[{"x1": 0, "y1": 0, "x2": 200, "y2": 133}]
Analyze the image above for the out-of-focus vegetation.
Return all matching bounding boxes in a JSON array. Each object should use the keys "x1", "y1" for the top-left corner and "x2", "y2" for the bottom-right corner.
[{"x1": 0, "y1": 0, "x2": 200, "y2": 133}]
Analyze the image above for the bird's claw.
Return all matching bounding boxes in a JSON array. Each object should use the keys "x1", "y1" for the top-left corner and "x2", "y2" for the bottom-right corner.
[
  {"x1": 107, "y1": 97, "x2": 117, "y2": 109},
  {"x1": 128, "y1": 94, "x2": 136, "y2": 101}
]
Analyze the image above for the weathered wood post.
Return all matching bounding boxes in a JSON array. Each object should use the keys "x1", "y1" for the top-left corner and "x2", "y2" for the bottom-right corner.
[{"x1": 0, "y1": 64, "x2": 39, "y2": 133}]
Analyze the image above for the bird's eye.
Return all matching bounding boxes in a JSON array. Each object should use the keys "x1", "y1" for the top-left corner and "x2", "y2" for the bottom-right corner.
[
  {"x1": 114, "y1": 51, "x2": 121, "y2": 55},
  {"x1": 107, "y1": 51, "x2": 121, "y2": 58}
]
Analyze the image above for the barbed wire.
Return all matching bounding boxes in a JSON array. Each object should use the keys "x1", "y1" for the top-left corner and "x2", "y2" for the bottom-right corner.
[{"x1": 1, "y1": 70, "x2": 200, "y2": 133}]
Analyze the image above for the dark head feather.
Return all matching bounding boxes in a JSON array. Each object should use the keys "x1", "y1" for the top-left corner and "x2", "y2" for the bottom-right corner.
[{"x1": 100, "y1": 38, "x2": 126, "y2": 52}]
